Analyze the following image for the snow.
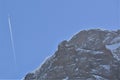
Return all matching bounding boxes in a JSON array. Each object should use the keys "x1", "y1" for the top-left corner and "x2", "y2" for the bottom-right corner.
[
  {"x1": 93, "y1": 75, "x2": 108, "y2": 80},
  {"x1": 87, "y1": 34, "x2": 96, "y2": 41},
  {"x1": 92, "y1": 51, "x2": 103, "y2": 55},
  {"x1": 112, "y1": 52, "x2": 120, "y2": 61},
  {"x1": 65, "y1": 44, "x2": 70, "y2": 47},
  {"x1": 91, "y1": 69, "x2": 98, "y2": 73},
  {"x1": 106, "y1": 43, "x2": 120, "y2": 51},
  {"x1": 76, "y1": 48, "x2": 103, "y2": 55},
  {"x1": 93, "y1": 75, "x2": 102, "y2": 80},
  {"x1": 75, "y1": 58, "x2": 79, "y2": 61},
  {"x1": 103, "y1": 33, "x2": 113, "y2": 44},
  {"x1": 111, "y1": 36, "x2": 120, "y2": 43},
  {"x1": 75, "y1": 68, "x2": 79, "y2": 71},
  {"x1": 100, "y1": 65, "x2": 110, "y2": 71},
  {"x1": 62, "y1": 76, "x2": 69, "y2": 80},
  {"x1": 76, "y1": 48, "x2": 90, "y2": 52},
  {"x1": 106, "y1": 43, "x2": 120, "y2": 61}
]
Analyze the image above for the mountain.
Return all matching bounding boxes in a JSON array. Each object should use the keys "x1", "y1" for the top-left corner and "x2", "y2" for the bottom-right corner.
[{"x1": 24, "y1": 29, "x2": 120, "y2": 80}]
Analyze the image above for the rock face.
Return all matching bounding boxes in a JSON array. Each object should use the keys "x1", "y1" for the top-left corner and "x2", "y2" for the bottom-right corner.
[{"x1": 24, "y1": 29, "x2": 120, "y2": 80}]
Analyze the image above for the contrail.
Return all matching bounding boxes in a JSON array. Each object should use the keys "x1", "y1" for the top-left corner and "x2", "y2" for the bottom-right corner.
[{"x1": 8, "y1": 15, "x2": 17, "y2": 65}]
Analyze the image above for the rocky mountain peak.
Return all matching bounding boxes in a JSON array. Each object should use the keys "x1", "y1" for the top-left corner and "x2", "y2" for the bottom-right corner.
[{"x1": 24, "y1": 29, "x2": 120, "y2": 80}]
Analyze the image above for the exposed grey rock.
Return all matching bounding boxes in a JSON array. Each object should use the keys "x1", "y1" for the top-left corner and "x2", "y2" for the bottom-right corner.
[{"x1": 24, "y1": 29, "x2": 120, "y2": 80}]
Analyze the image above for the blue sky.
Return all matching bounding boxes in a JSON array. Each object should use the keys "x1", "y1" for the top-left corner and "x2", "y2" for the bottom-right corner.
[{"x1": 0, "y1": 0, "x2": 120, "y2": 79}]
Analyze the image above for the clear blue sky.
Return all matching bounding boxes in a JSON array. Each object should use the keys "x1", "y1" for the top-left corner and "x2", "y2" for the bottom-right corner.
[{"x1": 0, "y1": 0, "x2": 120, "y2": 79}]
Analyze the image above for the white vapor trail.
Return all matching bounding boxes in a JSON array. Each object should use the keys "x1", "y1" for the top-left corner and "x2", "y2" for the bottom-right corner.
[{"x1": 8, "y1": 15, "x2": 17, "y2": 64}]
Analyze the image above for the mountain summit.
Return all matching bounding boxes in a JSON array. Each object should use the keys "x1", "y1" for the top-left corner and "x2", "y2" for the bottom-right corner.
[{"x1": 24, "y1": 29, "x2": 120, "y2": 80}]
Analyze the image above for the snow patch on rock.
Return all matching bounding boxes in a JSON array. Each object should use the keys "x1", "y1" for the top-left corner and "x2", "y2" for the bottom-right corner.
[
  {"x1": 62, "y1": 76, "x2": 69, "y2": 80},
  {"x1": 106, "y1": 43, "x2": 120, "y2": 61},
  {"x1": 93, "y1": 75, "x2": 108, "y2": 80},
  {"x1": 106, "y1": 43, "x2": 120, "y2": 51}
]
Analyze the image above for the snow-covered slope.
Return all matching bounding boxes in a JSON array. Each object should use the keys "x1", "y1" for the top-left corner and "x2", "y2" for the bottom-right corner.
[{"x1": 24, "y1": 29, "x2": 120, "y2": 80}]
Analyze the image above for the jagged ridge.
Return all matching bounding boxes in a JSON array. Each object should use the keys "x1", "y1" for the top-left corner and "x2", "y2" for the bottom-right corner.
[{"x1": 24, "y1": 29, "x2": 120, "y2": 80}]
